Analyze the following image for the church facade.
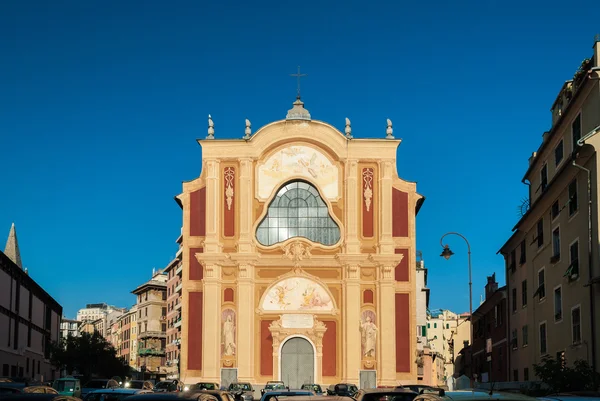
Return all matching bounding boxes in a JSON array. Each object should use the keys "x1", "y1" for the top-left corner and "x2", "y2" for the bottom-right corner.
[{"x1": 176, "y1": 98, "x2": 424, "y2": 388}]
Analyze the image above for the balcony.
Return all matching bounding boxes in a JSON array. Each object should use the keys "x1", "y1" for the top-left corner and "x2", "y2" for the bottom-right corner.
[
  {"x1": 175, "y1": 302, "x2": 182, "y2": 311},
  {"x1": 176, "y1": 247, "x2": 183, "y2": 258},
  {"x1": 175, "y1": 263, "x2": 183, "y2": 275},
  {"x1": 174, "y1": 318, "x2": 182, "y2": 329},
  {"x1": 138, "y1": 348, "x2": 166, "y2": 357},
  {"x1": 175, "y1": 283, "x2": 182, "y2": 293},
  {"x1": 138, "y1": 330, "x2": 167, "y2": 339}
]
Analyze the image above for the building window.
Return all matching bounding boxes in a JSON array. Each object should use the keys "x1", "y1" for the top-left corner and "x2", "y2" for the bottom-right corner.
[
  {"x1": 552, "y1": 227, "x2": 561, "y2": 262},
  {"x1": 537, "y1": 219, "x2": 544, "y2": 247},
  {"x1": 563, "y1": 240, "x2": 580, "y2": 279},
  {"x1": 572, "y1": 305, "x2": 582, "y2": 344},
  {"x1": 554, "y1": 286, "x2": 562, "y2": 321},
  {"x1": 513, "y1": 369, "x2": 519, "y2": 382},
  {"x1": 511, "y1": 329, "x2": 518, "y2": 349},
  {"x1": 555, "y1": 139, "x2": 564, "y2": 166},
  {"x1": 520, "y1": 240, "x2": 526, "y2": 264},
  {"x1": 509, "y1": 249, "x2": 516, "y2": 273},
  {"x1": 569, "y1": 180, "x2": 578, "y2": 216},
  {"x1": 421, "y1": 326, "x2": 426, "y2": 336},
  {"x1": 434, "y1": 323, "x2": 437, "y2": 329},
  {"x1": 539, "y1": 322, "x2": 547, "y2": 355},
  {"x1": 446, "y1": 324, "x2": 449, "y2": 329},
  {"x1": 522, "y1": 325, "x2": 528, "y2": 346},
  {"x1": 541, "y1": 164, "x2": 548, "y2": 192},
  {"x1": 551, "y1": 200, "x2": 560, "y2": 221},
  {"x1": 512, "y1": 288, "x2": 517, "y2": 313},
  {"x1": 524, "y1": 367, "x2": 529, "y2": 381},
  {"x1": 427, "y1": 323, "x2": 430, "y2": 328},
  {"x1": 26, "y1": 358, "x2": 29, "y2": 373},
  {"x1": 256, "y1": 180, "x2": 341, "y2": 246},
  {"x1": 535, "y1": 268, "x2": 546, "y2": 300},
  {"x1": 572, "y1": 114, "x2": 581, "y2": 150},
  {"x1": 522, "y1": 280, "x2": 527, "y2": 307}
]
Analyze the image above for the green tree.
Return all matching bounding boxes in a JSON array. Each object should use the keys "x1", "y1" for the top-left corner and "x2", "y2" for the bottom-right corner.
[
  {"x1": 49, "y1": 332, "x2": 129, "y2": 382},
  {"x1": 533, "y1": 355, "x2": 599, "y2": 393}
]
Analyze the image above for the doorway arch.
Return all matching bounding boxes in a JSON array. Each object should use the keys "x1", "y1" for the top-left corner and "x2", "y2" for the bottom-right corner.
[{"x1": 279, "y1": 336, "x2": 316, "y2": 389}]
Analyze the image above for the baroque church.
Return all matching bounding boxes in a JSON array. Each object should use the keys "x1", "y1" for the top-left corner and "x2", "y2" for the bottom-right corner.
[{"x1": 176, "y1": 96, "x2": 424, "y2": 388}]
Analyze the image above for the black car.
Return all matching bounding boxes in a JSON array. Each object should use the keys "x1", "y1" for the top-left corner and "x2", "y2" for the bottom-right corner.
[
  {"x1": 154, "y1": 381, "x2": 183, "y2": 393},
  {"x1": 227, "y1": 382, "x2": 254, "y2": 401},
  {"x1": 260, "y1": 382, "x2": 285, "y2": 397},
  {"x1": 326, "y1": 384, "x2": 358, "y2": 397}
]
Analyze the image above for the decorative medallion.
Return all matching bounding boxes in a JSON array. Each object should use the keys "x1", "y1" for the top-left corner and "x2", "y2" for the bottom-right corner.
[
  {"x1": 282, "y1": 240, "x2": 312, "y2": 267},
  {"x1": 363, "y1": 168, "x2": 374, "y2": 212},
  {"x1": 224, "y1": 167, "x2": 235, "y2": 211}
]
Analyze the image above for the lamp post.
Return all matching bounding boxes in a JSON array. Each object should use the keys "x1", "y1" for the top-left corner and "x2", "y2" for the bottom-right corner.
[{"x1": 440, "y1": 232, "x2": 473, "y2": 382}]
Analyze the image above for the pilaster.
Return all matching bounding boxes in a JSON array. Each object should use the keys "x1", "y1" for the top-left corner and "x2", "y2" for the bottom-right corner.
[
  {"x1": 378, "y1": 160, "x2": 395, "y2": 254},
  {"x1": 342, "y1": 262, "x2": 361, "y2": 383},
  {"x1": 235, "y1": 261, "x2": 257, "y2": 382},
  {"x1": 202, "y1": 263, "x2": 222, "y2": 382},
  {"x1": 344, "y1": 159, "x2": 361, "y2": 254},
  {"x1": 204, "y1": 159, "x2": 223, "y2": 253},
  {"x1": 376, "y1": 263, "x2": 397, "y2": 385},
  {"x1": 237, "y1": 158, "x2": 255, "y2": 253}
]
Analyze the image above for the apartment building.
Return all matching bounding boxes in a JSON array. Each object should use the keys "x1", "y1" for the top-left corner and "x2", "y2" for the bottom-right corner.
[
  {"x1": 132, "y1": 269, "x2": 168, "y2": 380},
  {"x1": 59, "y1": 318, "x2": 80, "y2": 340},
  {"x1": 164, "y1": 236, "x2": 182, "y2": 379},
  {"x1": 499, "y1": 37, "x2": 600, "y2": 382},
  {"x1": 0, "y1": 224, "x2": 62, "y2": 381},
  {"x1": 114, "y1": 307, "x2": 138, "y2": 370},
  {"x1": 415, "y1": 253, "x2": 430, "y2": 382},
  {"x1": 427, "y1": 309, "x2": 471, "y2": 384},
  {"x1": 77, "y1": 303, "x2": 127, "y2": 323}
]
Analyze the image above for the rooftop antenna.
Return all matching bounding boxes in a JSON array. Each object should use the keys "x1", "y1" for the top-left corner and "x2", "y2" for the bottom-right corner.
[{"x1": 290, "y1": 66, "x2": 307, "y2": 100}]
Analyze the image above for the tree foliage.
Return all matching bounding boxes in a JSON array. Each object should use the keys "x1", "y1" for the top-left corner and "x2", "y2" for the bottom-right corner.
[
  {"x1": 49, "y1": 332, "x2": 129, "y2": 382},
  {"x1": 533, "y1": 355, "x2": 599, "y2": 393}
]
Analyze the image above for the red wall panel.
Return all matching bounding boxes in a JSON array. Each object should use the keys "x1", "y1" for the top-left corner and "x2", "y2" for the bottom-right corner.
[
  {"x1": 189, "y1": 248, "x2": 204, "y2": 280},
  {"x1": 363, "y1": 289, "x2": 374, "y2": 304},
  {"x1": 190, "y1": 187, "x2": 206, "y2": 237},
  {"x1": 260, "y1": 320, "x2": 273, "y2": 376},
  {"x1": 188, "y1": 292, "x2": 203, "y2": 370},
  {"x1": 224, "y1": 288, "x2": 234, "y2": 303},
  {"x1": 395, "y1": 293, "x2": 410, "y2": 372},
  {"x1": 392, "y1": 188, "x2": 408, "y2": 237},
  {"x1": 362, "y1": 168, "x2": 374, "y2": 238},
  {"x1": 323, "y1": 321, "x2": 337, "y2": 376},
  {"x1": 395, "y1": 249, "x2": 409, "y2": 282},
  {"x1": 223, "y1": 168, "x2": 235, "y2": 237}
]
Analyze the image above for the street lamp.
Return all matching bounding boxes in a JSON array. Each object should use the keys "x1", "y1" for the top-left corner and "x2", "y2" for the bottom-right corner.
[{"x1": 440, "y1": 232, "x2": 473, "y2": 382}]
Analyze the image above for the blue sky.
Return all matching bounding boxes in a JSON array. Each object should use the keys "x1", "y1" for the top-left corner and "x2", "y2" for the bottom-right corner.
[{"x1": 1, "y1": 0, "x2": 599, "y2": 318}]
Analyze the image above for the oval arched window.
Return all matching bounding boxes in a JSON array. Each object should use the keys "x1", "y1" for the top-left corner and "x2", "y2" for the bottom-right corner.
[{"x1": 256, "y1": 180, "x2": 341, "y2": 246}]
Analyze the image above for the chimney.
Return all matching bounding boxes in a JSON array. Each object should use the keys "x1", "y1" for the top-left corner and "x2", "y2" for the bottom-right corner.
[
  {"x1": 528, "y1": 151, "x2": 537, "y2": 166},
  {"x1": 485, "y1": 273, "x2": 498, "y2": 300},
  {"x1": 593, "y1": 34, "x2": 600, "y2": 68}
]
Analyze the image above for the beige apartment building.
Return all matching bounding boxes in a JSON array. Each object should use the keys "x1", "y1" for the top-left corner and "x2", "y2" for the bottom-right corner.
[
  {"x1": 1, "y1": 224, "x2": 62, "y2": 381},
  {"x1": 114, "y1": 307, "x2": 138, "y2": 371},
  {"x1": 165, "y1": 236, "x2": 183, "y2": 380},
  {"x1": 499, "y1": 37, "x2": 600, "y2": 382},
  {"x1": 132, "y1": 269, "x2": 168, "y2": 380}
]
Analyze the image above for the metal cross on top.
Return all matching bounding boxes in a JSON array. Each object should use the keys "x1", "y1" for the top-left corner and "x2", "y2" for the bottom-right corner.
[{"x1": 290, "y1": 66, "x2": 307, "y2": 99}]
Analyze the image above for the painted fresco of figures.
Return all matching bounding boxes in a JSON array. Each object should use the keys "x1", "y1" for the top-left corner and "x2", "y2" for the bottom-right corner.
[
  {"x1": 221, "y1": 309, "x2": 236, "y2": 357},
  {"x1": 359, "y1": 310, "x2": 377, "y2": 357}
]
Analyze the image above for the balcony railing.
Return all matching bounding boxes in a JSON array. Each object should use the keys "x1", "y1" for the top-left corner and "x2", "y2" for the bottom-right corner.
[
  {"x1": 175, "y1": 283, "x2": 182, "y2": 293},
  {"x1": 175, "y1": 302, "x2": 182, "y2": 311},
  {"x1": 138, "y1": 330, "x2": 167, "y2": 339},
  {"x1": 174, "y1": 319, "x2": 182, "y2": 329},
  {"x1": 175, "y1": 263, "x2": 183, "y2": 275},
  {"x1": 138, "y1": 348, "x2": 166, "y2": 356}
]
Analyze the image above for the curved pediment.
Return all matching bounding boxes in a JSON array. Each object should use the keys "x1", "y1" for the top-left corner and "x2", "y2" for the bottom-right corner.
[{"x1": 260, "y1": 276, "x2": 335, "y2": 313}]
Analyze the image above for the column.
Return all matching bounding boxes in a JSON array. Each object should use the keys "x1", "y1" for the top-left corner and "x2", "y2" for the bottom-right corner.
[
  {"x1": 345, "y1": 160, "x2": 360, "y2": 254},
  {"x1": 204, "y1": 159, "x2": 222, "y2": 253},
  {"x1": 378, "y1": 160, "x2": 395, "y2": 254},
  {"x1": 343, "y1": 264, "x2": 361, "y2": 383},
  {"x1": 237, "y1": 158, "x2": 254, "y2": 253},
  {"x1": 377, "y1": 264, "x2": 397, "y2": 385},
  {"x1": 202, "y1": 263, "x2": 222, "y2": 381},
  {"x1": 236, "y1": 263, "x2": 255, "y2": 381}
]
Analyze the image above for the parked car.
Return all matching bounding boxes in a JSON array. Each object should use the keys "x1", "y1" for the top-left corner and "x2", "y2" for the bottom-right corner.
[
  {"x1": 182, "y1": 390, "x2": 237, "y2": 401},
  {"x1": 186, "y1": 383, "x2": 220, "y2": 392},
  {"x1": 125, "y1": 381, "x2": 154, "y2": 391},
  {"x1": 81, "y1": 379, "x2": 120, "y2": 399},
  {"x1": 261, "y1": 382, "x2": 286, "y2": 397},
  {"x1": 413, "y1": 389, "x2": 540, "y2": 401},
  {"x1": 52, "y1": 377, "x2": 82, "y2": 398},
  {"x1": 24, "y1": 386, "x2": 60, "y2": 394},
  {"x1": 300, "y1": 385, "x2": 323, "y2": 395},
  {"x1": 0, "y1": 394, "x2": 82, "y2": 401},
  {"x1": 326, "y1": 384, "x2": 358, "y2": 397},
  {"x1": 154, "y1": 381, "x2": 183, "y2": 393},
  {"x1": 83, "y1": 388, "x2": 153, "y2": 401},
  {"x1": 402, "y1": 386, "x2": 442, "y2": 395},
  {"x1": 0, "y1": 386, "x2": 23, "y2": 394},
  {"x1": 228, "y1": 382, "x2": 254, "y2": 401},
  {"x1": 353, "y1": 388, "x2": 418, "y2": 401},
  {"x1": 260, "y1": 390, "x2": 315, "y2": 401}
]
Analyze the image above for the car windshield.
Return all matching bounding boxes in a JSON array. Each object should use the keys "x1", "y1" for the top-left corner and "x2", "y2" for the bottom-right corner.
[
  {"x1": 265, "y1": 384, "x2": 284, "y2": 390},
  {"x1": 84, "y1": 392, "x2": 135, "y2": 401},
  {"x1": 154, "y1": 382, "x2": 172, "y2": 389},
  {"x1": 54, "y1": 381, "x2": 77, "y2": 392},
  {"x1": 363, "y1": 394, "x2": 417, "y2": 401},
  {"x1": 127, "y1": 382, "x2": 145, "y2": 389},
  {"x1": 230, "y1": 384, "x2": 251, "y2": 391},
  {"x1": 192, "y1": 383, "x2": 217, "y2": 390},
  {"x1": 84, "y1": 381, "x2": 108, "y2": 389}
]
